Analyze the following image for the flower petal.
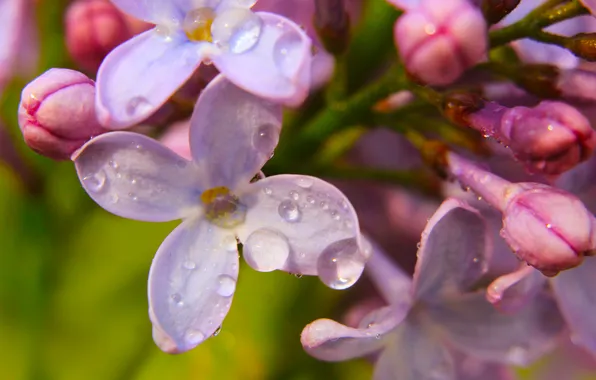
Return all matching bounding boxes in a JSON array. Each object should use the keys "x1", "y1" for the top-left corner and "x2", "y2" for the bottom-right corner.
[
  {"x1": 236, "y1": 175, "x2": 365, "y2": 288},
  {"x1": 0, "y1": 0, "x2": 26, "y2": 91},
  {"x1": 486, "y1": 264, "x2": 547, "y2": 313},
  {"x1": 412, "y1": 198, "x2": 489, "y2": 303},
  {"x1": 212, "y1": 12, "x2": 311, "y2": 106},
  {"x1": 74, "y1": 132, "x2": 202, "y2": 222},
  {"x1": 189, "y1": 75, "x2": 282, "y2": 188},
  {"x1": 96, "y1": 29, "x2": 206, "y2": 129},
  {"x1": 427, "y1": 292, "x2": 565, "y2": 366},
  {"x1": 373, "y1": 320, "x2": 455, "y2": 380},
  {"x1": 148, "y1": 217, "x2": 239, "y2": 353},
  {"x1": 551, "y1": 257, "x2": 596, "y2": 354},
  {"x1": 301, "y1": 306, "x2": 406, "y2": 361},
  {"x1": 110, "y1": 0, "x2": 206, "y2": 24}
]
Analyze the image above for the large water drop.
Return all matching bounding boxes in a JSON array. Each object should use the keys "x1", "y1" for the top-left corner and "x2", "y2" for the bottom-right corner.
[
  {"x1": 317, "y1": 238, "x2": 365, "y2": 290},
  {"x1": 244, "y1": 228, "x2": 290, "y2": 272},
  {"x1": 211, "y1": 8, "x2": 262, "y2": 53}
]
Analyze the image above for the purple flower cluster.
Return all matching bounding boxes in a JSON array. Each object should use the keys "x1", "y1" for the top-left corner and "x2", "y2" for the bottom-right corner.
[{"x1": 11, "y1": 0, "x2": 596, "y2": 378}]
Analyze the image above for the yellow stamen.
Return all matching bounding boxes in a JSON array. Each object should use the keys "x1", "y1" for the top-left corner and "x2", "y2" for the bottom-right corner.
[
  {"x1": 201, "y1": 186, "x2": 230, "y2": 205},
  {"x1": 183, "y1": 8, "x2": 215, "y2": 42}
]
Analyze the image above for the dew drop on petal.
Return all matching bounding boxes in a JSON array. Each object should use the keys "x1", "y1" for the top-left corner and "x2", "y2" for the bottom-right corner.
[
  {"x1": 273, "y1": 30, "x2": 303, "y2": 78},
  {"x1": 212, "y1": 326, "x2": 222, "y2": 336},
  {"x1": 306, "y1": 196, "x2": 315, "y2": 204},
  {"x1": 183, "y1": 261, "x2": 196, "y2": 270},
  {"x1": 317, "y1": 238, "x2": 365, "y2": 290},
  {"x1": 289, "y1": 190, "x2": 299, "y2": 201},
  {"x1": 216, "y1": 274, "x2": 236, "y2": 297},
  {"x1": 278, "y1": 199, "x2": 301, "y2": 223},
  {"x1": 222, "y1": 235, "x2": 238, "y2": 252},
  {"x1": 252, "y1": 123, "x2": 278, "y2": 156},
  {"x1": 263, "y1": 187, "x2": 273, "y2": 195},
  {"x1": 296, "y1": 177, "x2": 313, "y2": 188},
  {"x1": 185, "y1": 330, "x2": 206, "y2": 346},
  {"x1": 244, "y1": 228, "x2": 290, "y2": 271},
  {"x1": 171, "y1": 293, "x2": 183, "y2": 305},
  {"x1": 125, "y1": 96, "x2": 152, "y2": 118},
  {"x1": 506, "y1": 345, "x2": 529, "y2": 365},
  {"x1": 211, "y1": 8, "x2": 262, "y2": 53},
  {"x1": 83, "y1": 170, "x2": 107, "y2": 192}
]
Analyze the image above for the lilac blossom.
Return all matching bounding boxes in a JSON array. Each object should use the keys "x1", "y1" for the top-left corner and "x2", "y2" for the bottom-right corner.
[
  {"x1": 447, "y1": 152, "x2": 596, "y2": 276},
  {"x1": 97, "y1": 0, "x2": 312, "y2": 129},
  {"x1": 388, "y1": 0, "x2": 487, "y2": 86},
  {"x1": 463, "y1": 99, "x2": 596, "y2": 175},
  {"x1": 301, "y1": 199, "x2": 563, "y2": 378},
  {"x1": 18, "y1": 68, "x2": 106, "y2": 160},
  {"x1": 74, "y1": 75, "x2": 366, "y2": 353},
  {"x1": 0, "y1": 0, "x2": 38, "y2": 92}
]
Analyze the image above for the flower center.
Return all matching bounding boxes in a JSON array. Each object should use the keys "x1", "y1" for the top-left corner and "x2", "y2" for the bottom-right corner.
[
  {"x1": 201, "y1": 186, "x2": 246, "y2": 228},
  {"x1": 183, "y1": 7, "x2": 216, "y2": 42}
]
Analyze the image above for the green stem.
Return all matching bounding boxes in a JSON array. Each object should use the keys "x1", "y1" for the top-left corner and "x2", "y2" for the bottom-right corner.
[
  {"x1": 489, "y1": 0, "x2": 588, "y2": 47},
  {"x1": 528, "y1": 30, "x2": 569, "y2": 46}
]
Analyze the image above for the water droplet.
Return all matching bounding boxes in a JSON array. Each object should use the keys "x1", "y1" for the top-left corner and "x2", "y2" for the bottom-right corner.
[
  {"x1": 110, "y1": 194, "x2": 119, "y2": 204},
  {"x1": 472, "y1": 257, "x2": 479, "y2": 263},
  {"x1": 222, "y1": 235, "x2": 238, "y2": 252},
  {"x1": 83, "y1": 170, "x2": 107, "y2": 192},
  {"x1": 319, "y1": 201, "x2": 329, "y2": 210},
  {"x1": 506, "y1": 345, "x2": 528, "y2": 365},
  {"x1": 212, "y1": 326, "x2": 222, "y2": 336},
  {"x1": 252, "y1": 123, "x2": 278, "y2": 155},
  {"x1": 212, "y1": 8, "x2": 263, "y2": 53},
  {"x1": 340, "y1": 200, "x2": 349, "y2": 210},
  {"x1": 263, "y1": 187, "x2": 273, "y2": 195},
  {"x1": 289, "y1": 190, "x2": 299, "y2": 201},
  {"x1": 416, "y1": 242, "x2": 421, "y2": 249},
  {"x1": 317, "y1": 238, "x2": 364, "y2": 290},
  {"x1": 171, "y1": 293, "x2": 183, "y2": 305},
  {"x1": 306, "y1": 195, "x2": 315, "y2": 204},
  {"x1": 126, "y1": 96, "x2": 152, "y2": 117},
  {"x1": 296, "y1": 177, "x2": 313, "y2": 188},
  {"x1": 130, "y1": 178, "x2": 137, "y2": 184},
  {"x1": 375, "y1": 333, "x2": 381, "y2": 340},
  {"x1": 109, "y1": 160, "x2": 119, "y2": 169},
  {"x1": 294, "y1": 273, "x2": 303, "y2": 278},
  {"x1": 183, "y1": 261, "x2": 196, "y2": 270},
  {"x1": 155, "y1": 24, "x2": 175, "y2": 39},
  {"x1": 273, "y1": 30, "x2": 303, "y2": 78},
  {"x1": 185, "y1": 330, "x2": 205, "y2": 346},
  {"x1": 244, "y1": 229, "x2": 290, "y2": 271},
  {"x1": 128, "y1": 192, "x2": 138, "y2": 201},
  {"x1": 477, "y1": 196, "x2": 483, "y2": 201},
  {"x1": 546, "y1": 223, "x2": 552, "y2": 229},
  {"x1": 278, "y1": 199, "x2": 301, "y2": 222},
  {"x1": 217, "y1": 274, "x2": 236, "y2": 297}
]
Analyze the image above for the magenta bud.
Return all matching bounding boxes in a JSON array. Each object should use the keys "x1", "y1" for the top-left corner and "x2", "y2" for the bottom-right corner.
[
  {"x1": 394, "y1": 0, "x2": 487, "y2": 85},
  {"x1": 501, "y1": 101, "x2": 596, "y2": 175},
  {"x1": 18, "y1": 68, "x2": 106, "y2": 160},
  {"x1": 447, "y1": 153, "x2": 596, "y2": 276},
  {"x1": 65, "y1": 0, "x2": 131, "y2": 72}
]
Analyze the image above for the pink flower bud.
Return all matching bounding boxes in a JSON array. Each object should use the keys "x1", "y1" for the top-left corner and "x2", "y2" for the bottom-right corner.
[
  {"x1": 65, "y1": 0, "x2": 132, "y2": 72},
  {"x1": 18, "y1": 68, "x2": 106, "y2": 160},
  {"x1": 501, "y1": 101, "x2": 596, "y2": 175},
  {"x1": 447, "y1": 153, "x2": 596, "y2": 276},
  {"x1": 394, "y1": 0, "x2": 487, "y2": 85}
]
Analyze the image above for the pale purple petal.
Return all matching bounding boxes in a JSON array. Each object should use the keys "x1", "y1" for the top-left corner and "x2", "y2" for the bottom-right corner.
[
  {"x1": 373, "y1": 320, "x2": 455, "y2": 380},
  {"x1": 74, "y1": 132, "x2": 202, "y2": 222},
  {"x1": 412, "y1": 199, "x2": 489, "y2": 303},
  {"x1": 110, "y1": 0, "x2": 212, "y2": 24},
  {"x1": 427, "y1": 292, "x2": 565, "y2": 365},
  {"x1": 189, "y1": 75, "x2": 282, "y2": 188},
  {"x1": 212, "y1": 12, "x2": 311, "y2": 107},
  {"x1": 236, "y1": 175, "x2": 365, "y2": 288},
  {"x1": 486, "y1": 264, "x2": 547, "y2": 313},
  {"x1": 551, "y1": 257, "x2": 596, "y2": 354},
  {"x1": 0, "y1": 0, "x2": 26, "y2": 91},
  {"x1": 96, "y1": 29, "x2": 205, "y2": 129},
  {"x1": 148, "y1": 217, "x2": 239, "y2": 353},
  {"x1": 301, "y1": 306, "x2": 406, "y2": 361},
  {"x1": 453, "y1": 352, "x2": 516, "y2": 380}
]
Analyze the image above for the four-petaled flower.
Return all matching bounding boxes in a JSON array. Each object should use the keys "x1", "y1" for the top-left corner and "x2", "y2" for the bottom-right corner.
[
  {"x1": 74, "y1": 75, "x2": 367, "y2": 353},
  {"x1": 301, "y1": 199, "x2": 564, "y2": 379},
  {"x1": 98, "y1": 0, "x2": 312, "y2": 129}
]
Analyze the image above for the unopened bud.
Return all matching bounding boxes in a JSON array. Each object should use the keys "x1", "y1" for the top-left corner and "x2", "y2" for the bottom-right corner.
[
  {"x1": 18, "y1": 68, "x2": 106, "y2": 160},
  {"x1": 481, "y1": 0, "x2": 521, "y2": 24},
  {"x1": 395, "y1": 0, "x2": 487, "y2": 85},
  {"x1": 65, "y1": 0, "x2": 132, "y2": 72},
  {"x1": 447, "y1": 153, "x2": 596, "y2": 276},
  {"x1": 566, "y1": 33, "x2": 596, "y2": 61},
  {"x1": 515, "y1": 64, "x2": 561, "y2": 98}
]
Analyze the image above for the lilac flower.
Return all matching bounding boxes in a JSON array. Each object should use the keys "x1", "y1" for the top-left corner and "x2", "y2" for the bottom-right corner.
[
  {"x1": 97, "y1": 0, "x2": 312, "y2": 129},
  {"x1": 462, "y1": 98, "x2": 596, "y2": 175},
  {"x1": 447, "y1": 152, "x2": 596, "y2": 276},
  {"x1": 301, "y1": 199, "x2": 563, "y2": 378},
  {"x1": 388, "y1": 0, "x2": 487, "y2": 86},
  {"x1": 74, "y1": 75, "x2": 365, "y2": 353},
  {"x1": 18, "y1": 68, "x2": 106, "y2": 160},
  {"x1": 0, "y1": 0, "x2": 38, "y2": 92}
]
